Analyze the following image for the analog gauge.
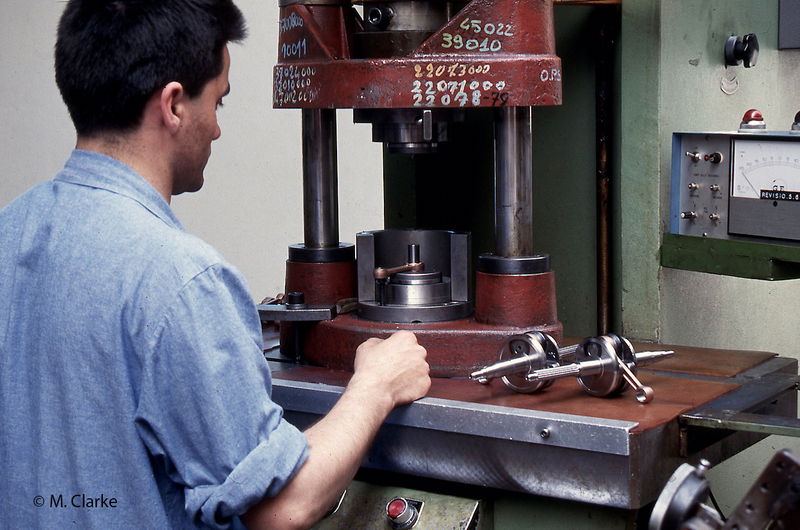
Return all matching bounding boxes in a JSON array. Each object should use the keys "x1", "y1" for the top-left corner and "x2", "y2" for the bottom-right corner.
[{"x1": 732, "y1": 139, "x2": 800, "y2": 200}]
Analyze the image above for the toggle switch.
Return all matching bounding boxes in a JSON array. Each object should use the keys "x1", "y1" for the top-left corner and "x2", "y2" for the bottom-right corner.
[
  {"x1": 792, "y1": 111, "x2": 800, "y2": 134},
  {"x1": 680, "y1": 211, "x2": 698, "y2": 219},
  {"x1": 685, "y1": 151, "x2": 701, "y2": 163}
]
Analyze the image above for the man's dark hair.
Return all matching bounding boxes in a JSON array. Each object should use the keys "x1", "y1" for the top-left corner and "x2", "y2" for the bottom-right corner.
[{"x1": 55, "y1": 0, "x2": 247, "y2": 136}]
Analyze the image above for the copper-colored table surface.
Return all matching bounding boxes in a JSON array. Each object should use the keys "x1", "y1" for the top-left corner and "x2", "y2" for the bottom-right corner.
[
  {"x1": 274, "y1": 345, "x2": 777, "y2": 434},
  {"x1": 635, "y1": 343, "x2": 775, "y2": 378}
]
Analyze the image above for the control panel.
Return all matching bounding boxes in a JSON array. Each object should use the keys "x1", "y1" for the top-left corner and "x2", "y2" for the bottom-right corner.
[
  {"x1": 671, "y1": 116, "x2": 800, "y2": 242},
  {"x1": 664, "y1": 110, "x2": 800, "y2": 279},
  {"x1": 312, "y1": 480, "x2": 489, "y2": 529},
  {"x1": 670, "y1": 133, "x2": 730, "y2": 239}
]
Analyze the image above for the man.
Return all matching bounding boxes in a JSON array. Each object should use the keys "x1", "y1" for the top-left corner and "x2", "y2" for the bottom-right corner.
[{"x1": 0, "y1": 1, "x2": 430, "y2": 528}]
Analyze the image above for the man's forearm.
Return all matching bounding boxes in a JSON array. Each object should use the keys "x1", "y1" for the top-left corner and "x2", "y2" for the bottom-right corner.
[
  {"x1": 243, "y1": 331, "x2": 430, "y2": 530},
  {"x1": 242, "y1": 378, "x2": 394, "y2": 529}
]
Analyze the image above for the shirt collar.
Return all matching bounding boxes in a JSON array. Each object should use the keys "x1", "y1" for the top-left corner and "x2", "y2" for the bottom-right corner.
[{"x1": 55, "y1": 149, "x2": 184, "y2": 230}]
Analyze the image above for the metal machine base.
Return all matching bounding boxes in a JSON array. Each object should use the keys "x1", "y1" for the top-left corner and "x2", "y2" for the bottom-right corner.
[{"x1": 269, "y1": 343, "x2": 797, "y2": 510}]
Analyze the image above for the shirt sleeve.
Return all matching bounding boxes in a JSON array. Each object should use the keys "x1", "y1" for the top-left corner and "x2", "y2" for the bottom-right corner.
[{"x1": 134, "y1": 262, "x2": 308, "y2": 528}]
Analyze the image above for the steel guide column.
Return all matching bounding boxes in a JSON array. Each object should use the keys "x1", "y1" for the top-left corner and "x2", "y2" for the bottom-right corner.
[
  {"x1": 302, "y1": 108, "x2": 339, "y2": 248},
  {"x1": 494, "y1": 106, "x2": 534, "y2": 257}
]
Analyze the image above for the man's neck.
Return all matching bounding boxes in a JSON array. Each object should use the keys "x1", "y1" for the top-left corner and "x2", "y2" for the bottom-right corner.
[{"x1": 76, "y1": 134, "x2": 173, "y2": 204}]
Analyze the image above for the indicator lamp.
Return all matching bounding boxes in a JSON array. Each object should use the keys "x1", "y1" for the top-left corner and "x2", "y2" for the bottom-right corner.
[
  {"x1": 739, "y1": 109, "x2": 766, "y2": 132},
  {"x1": 792, "y1": 111, "x2": 800, "y2": 134}
]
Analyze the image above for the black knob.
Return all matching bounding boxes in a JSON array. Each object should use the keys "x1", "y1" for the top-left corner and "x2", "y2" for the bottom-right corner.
[
  {"x1": 725, "y1": 34, "x2": 759, "y2": 68},
  {"x1": 285, "y1": 292, "x2": 306, "y2": 308}
]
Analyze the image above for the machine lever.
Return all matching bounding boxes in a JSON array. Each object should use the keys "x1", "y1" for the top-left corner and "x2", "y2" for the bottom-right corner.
[
  {"x1": 374, "y1": 261, "x2": 425, "y2": 280},
  {"x1": 374, "y1": 243, "x2": 425, "y2": 280}
]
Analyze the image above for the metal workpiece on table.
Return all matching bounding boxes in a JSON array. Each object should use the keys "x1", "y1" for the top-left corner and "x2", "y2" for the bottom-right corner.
[
  {"x1": 568, "y1": 335, "x2": 673, "y2": 403},
  {"x1": 470, "y1": 331, "x2": 563, "y2": 392},
  {"x1": 472, "y1": 332, "x2": 674, "y2": 403}
]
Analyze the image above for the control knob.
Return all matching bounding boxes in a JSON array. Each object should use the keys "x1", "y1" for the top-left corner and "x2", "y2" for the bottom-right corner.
[{"x1": 725, "y1": 33, "x2": 759, "y2": 68}]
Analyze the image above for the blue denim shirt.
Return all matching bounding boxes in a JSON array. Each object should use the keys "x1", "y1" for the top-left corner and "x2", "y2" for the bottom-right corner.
[{"x1": 0, "y1": 150, "x2": 308, "y2": 528}]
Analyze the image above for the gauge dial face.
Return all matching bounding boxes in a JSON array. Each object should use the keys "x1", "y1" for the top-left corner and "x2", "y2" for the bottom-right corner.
[{"x1": 732, "y1": 139, "x2": 800, "y2": 200}]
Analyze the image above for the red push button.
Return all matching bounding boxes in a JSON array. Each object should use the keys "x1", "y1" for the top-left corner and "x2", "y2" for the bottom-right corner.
[
  {"x1": 387, "y1": 498, "x2": 407, "y2": 520},
  {"x1": 386, "y1": 497, "x2": 419, "y2": 529}
]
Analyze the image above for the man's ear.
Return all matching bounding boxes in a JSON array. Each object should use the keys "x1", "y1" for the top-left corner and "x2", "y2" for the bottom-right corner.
[{"x1": 159, "y1": 81, "x2": 185, "y2": 134}]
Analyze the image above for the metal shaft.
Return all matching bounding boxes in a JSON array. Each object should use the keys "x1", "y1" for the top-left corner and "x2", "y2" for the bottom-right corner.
[
  {"x1": 557, "y1": 343, "x2": 578, "y2": 364},
  {"x1": 302, "y1": 108, "x2": 339, "y2": 248},
  {"x1": 527, "y1": 350, "x2": 674, "y2": 383},
  {"x1": 635, "y1": 350, "x2": 676, "y2": 366},
  {"x1": 470, "y1": 342, "x2": 577, "y2": 383},
  {"x1": 494, "y1": 106, "x2": 534, "y2": 257},
  {"x1": 527, "y1": 359, "x2": 605, "y2": 382},
  {"x1": 470, "y1": 355, "x2": 533, "y2": 383}
]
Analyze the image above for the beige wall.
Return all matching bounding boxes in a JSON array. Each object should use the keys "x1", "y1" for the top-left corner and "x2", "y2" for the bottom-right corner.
[{"x1": 0, "y1": 0, "x2": 383, "y2": 302}]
